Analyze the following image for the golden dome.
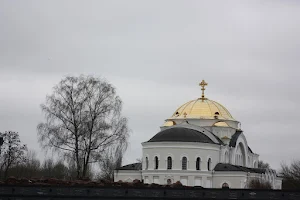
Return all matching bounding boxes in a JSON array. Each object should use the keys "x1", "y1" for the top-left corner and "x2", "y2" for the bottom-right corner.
[{"x1": 170, "y1": 98, "x2": 234, "y2": 120}]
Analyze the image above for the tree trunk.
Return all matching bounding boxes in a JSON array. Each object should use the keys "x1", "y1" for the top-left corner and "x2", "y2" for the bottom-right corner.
[
  {"x1": 4, "y1": 165, "x2": 9, "y2": 180},
  {"x1": 75, "y1": 148, "x2": 81, "y2": 179},
  {"x1": 82, "y1": 150, "x2": 90, "y2": 178}
]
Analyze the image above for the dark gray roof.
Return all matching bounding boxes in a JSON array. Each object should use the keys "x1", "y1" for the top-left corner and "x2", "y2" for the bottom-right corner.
[
  {"x1": 229, "y1": 130, "x2": 242, "y2": 147},
  {"x1": 248, "y1": 146, "x2": 253, "y2": 153},
  {"x1": 148, "y1": 127, "x2": 219, "y2": 144},
  {"x1": 214, "y1": 163, "x2": 266, "y2": 174},
  {"x1": 211, "y1": 132, "x2": 225, "y2": 145},
  {"x1": 116, "y1": 163, "x2": 142, "y2": 170}
]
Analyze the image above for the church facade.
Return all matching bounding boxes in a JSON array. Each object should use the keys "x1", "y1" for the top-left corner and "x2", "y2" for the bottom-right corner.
[{"x1": 114, "y1": 81, "x2": 282, "y2": 189}]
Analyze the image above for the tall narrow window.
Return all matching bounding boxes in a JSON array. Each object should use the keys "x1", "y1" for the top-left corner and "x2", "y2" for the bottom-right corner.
[
  {"x1": 182, "y1": 157, "x2": 187, "y2": 170},
  {"x1": 254, "y1": 161, "x2": 257, "y2": 168},
  {"x1": 154, "y1": 156, "x2": 159, "y2": 169},
  {"x1": 196, "y1": 157, "x2": 201, "y2": 170},
  {"x1": 224, "y1": 151, "x2": 229, "y2": 163},
  {"x1": 248, "y1": 156, "x2": 250, "y2": 167},
  {"x1": 167, "y1": 156, "x2": 172, "y2": 169},
  {"x1": 208, "y1": 158, "x2": 211, "y2": 171},
  {"x1": 145, "y1": 157, "x2": 149, "y2": 170}
]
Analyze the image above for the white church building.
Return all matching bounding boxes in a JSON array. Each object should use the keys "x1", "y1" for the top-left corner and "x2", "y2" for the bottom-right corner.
[{"x1": 114, "y1": 81, "x2": 282, "y2": 189}]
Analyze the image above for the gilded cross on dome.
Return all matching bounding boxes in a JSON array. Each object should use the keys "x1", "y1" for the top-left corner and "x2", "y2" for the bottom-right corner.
[{"x1": 199, "y1": 80, "x2": 208, "y2": 100}]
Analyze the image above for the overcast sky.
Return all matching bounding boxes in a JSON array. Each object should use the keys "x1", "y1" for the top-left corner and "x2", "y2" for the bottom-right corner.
[{"x1": 1, "y1": 0, "x2": 300, "y2": 170}]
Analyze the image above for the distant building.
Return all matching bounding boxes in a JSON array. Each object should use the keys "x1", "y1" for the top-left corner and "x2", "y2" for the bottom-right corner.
[{"x1": 114, "y1": 80, "x2": 282, "y2": 189}]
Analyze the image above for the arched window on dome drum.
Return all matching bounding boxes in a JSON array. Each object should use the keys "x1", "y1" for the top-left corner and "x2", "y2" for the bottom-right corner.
[
  {"x1": 196, "y1": 157, "x2": 201, "y2": 170},
  {"x1": 182, "y1": 157, "x2": 187, "y2": 170},
  {"x1": 208, "y1": 158, "x2": 212, "y2": 171},
  {"x1": 167, "y1": 156, "x2": 172, "y2": 169},
  {"x1": 145, "y1": 157, "x2": 149, "y2": 170},
  {"x1": 154, "y1": 156, "x2": 159, "y2": 169}
]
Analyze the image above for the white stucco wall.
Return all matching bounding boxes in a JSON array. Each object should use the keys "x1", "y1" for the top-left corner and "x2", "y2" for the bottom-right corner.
[
  {"x1": 142, "y1": 170, "x2": 214, "y2": 186},
  {"x1": 142, "y1": 142, "x2": 220, "y2": 171},
  {"x1": 114, "y1": 170, "x2": 142, "y2": 182},
  {"x1": 213, "y1": 171, "x2": 248, "y2": 188}
]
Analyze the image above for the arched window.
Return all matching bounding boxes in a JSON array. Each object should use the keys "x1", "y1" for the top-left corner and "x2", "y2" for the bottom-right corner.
[
  {"x1": 224, "y1": 151, "x2": 229, "y2": 163},
  {"x1": 222, "y1": 182, "x2": 229, "y2": 188},
  {"x1": 196, "y1": 157, "x2": 201, "y2": 170},
  {"x1": 236, "y1": 142, "x2": 246, "y2": 166},
  {"x1": 145, "y1": 157, "x2": 149, "y2": 170},
  {"x1": 207, "y1": 158, "x2": 211, "y2": 171},
  {"x1": 167, "y1": 179, "x2": 172, "y2": 185},
  {"x1": 154, "y1": 156, "x2": 159, "y2": 169},
  {"x1": 167, "y1": 156, "x2": 172, "y2": 169},
  {"x1": 248, "y1": 156, "x2": 250, "y2": 167},
  {"x1": 182, "y1": 157, "x2": 187, "y2": 170}
]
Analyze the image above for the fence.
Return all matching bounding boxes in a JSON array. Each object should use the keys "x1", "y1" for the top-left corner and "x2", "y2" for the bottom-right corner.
[{"x1": 0, "y1": 185, "x2": 300, "y2": 199}]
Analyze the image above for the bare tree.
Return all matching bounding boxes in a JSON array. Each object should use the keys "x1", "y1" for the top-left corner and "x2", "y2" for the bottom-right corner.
[
  {"x1": 8, "y1": 150, "x2": 41, "y2": 178},
  {"x1": 0, "y1": 131, "x2": 27, "y2": 179},
  {"x1": 22, "y1": 150, "x2": 41, "y2": 178},
  {"x1": 280, "y1": 160, "x2": 300, "y2": 189},
  {"x1": 248, "y1": 178, "x2": 272, "y2": 189},
  {"x1": 136, "y1": 158, "x2": 142, "y2": 164},
  {"x1": 98, "y1": 144, "x2": 124, "y2": 181},
  {"x1": 37, "y1": 76, "x2": 129, "y2": 179},
  {"x1": 41, "y1": 158, "x2": 69, "y2": 179}
]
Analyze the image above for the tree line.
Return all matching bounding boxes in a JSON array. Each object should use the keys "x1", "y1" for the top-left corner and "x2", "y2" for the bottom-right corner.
[
  {"x1": 0, "y1": 75, "x2": 128, "y2": 181},
  {"x1": 247, "y1": 160, "x2": 300, "y2": 190}
]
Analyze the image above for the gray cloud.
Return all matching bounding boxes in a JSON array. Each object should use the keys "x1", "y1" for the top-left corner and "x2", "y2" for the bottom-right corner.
[{"x1": 1, "y1": 0, "x2": 300, "y2": 170}]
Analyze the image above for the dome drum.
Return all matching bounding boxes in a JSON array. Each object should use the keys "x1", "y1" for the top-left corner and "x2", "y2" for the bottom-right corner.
[{"x1": 163, "y1": 118, "x2": 239, "y2": 129}]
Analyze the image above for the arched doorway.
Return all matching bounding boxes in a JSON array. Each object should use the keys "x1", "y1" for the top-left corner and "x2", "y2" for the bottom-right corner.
[
  {"x1": 167, "y1": 179, "x2": 172, "y2": 185},
  {"x1": 222, "y1": 182, "x2": 229, "y2": 189}
]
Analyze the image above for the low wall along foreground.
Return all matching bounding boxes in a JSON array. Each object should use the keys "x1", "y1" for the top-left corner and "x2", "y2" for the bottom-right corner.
[
  {"x1": 1, "y1": 185, "x2": 300, "y2": 200},
  {"x1": 0, "y1": 178, "x2": 299, "y2": 200}
]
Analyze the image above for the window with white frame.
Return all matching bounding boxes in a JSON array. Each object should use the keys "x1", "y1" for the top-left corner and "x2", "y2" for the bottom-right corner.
[
  {"x1": 182, "y1": 157, "x2": 187, "y2": 170},
  {"x1": 167, "y1": 156, "x2": 172, "y2": 169},
  {"x1": 145, "y1": 157, "x2": 149, "y2": 170},
  {"x1": 154, "y1": 156, "x2": 159, "y2": 169},
  {"x1": 225, "y1": 151, "x2": 229, "y2": 163},
  {"x1": 207, "y1": 158, "x2": 212, "y2": 171},
  {"x1": 196, "y1": 157, "x2": 201, "y2": 170}
]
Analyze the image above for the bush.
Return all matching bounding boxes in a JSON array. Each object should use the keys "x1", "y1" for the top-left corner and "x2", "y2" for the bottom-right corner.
[{"x1": 248, "y1": 179, "x2": 272, "y2": 189}]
